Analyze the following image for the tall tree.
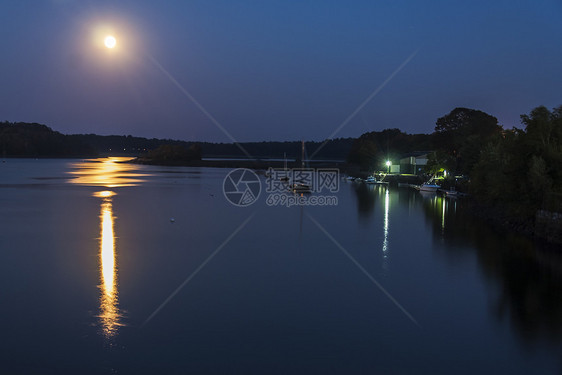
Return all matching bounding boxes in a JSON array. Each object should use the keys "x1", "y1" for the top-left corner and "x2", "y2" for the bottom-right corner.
[
  {"x1": 472, "y1": 104, "x2": 562, "y2": 219},
  {"x1": 434, "y1": 108, "x2": 502, "y2": 175},
  {"x1": 347, "y1": 136, "x2": 380, "y2": 170},
  {"x1": 347, "y1": 128, "x2": 432, "y2": 172}
]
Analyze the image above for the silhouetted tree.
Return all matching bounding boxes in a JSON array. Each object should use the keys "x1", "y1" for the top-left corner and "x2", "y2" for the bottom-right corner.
[
  {"x1": 347, "y1": 128, "x2": 432, "y2": 172},
  {"x1": 0, "y1": 122, "x2": 96, "y2": 157},
  {"x1": 434, "y1": 108, "x2": 502, "y2": 175},
  {"x1": 471, "y1": 105, "x2": 562, "y2": 222},
  {"x1": 146, "y1": 144, "x2": 202, "y2": 164},
  {"x1": 347, "y1": 136, "x2": 380, "y2": 170}
]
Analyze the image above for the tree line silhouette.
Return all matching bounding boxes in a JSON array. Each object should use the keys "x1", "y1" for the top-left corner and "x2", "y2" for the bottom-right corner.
[{"x1": 0, "y1": 123, "x2": 355, "y2": 161}]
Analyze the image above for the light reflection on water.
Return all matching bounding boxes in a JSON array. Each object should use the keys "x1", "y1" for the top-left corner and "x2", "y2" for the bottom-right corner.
[
  {"x1": 93, "y1": 190, "x2": 121, "y2": 338},
  {"x1": 68, "y1": 157, "x2": 151, "y2": 187},
  {"x1": 382, "y1": 187, "x2": 389, "y2": 255},
  {"x1": 416, "y1": 192, "x2": 457, "y2": 235},
  {"x1": 68, "y1": 158, "x2": 144, "y2": 339}
]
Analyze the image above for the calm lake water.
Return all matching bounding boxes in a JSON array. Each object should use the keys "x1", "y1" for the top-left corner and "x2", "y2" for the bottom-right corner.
[{"x1": 1, "y1": 158, "x2": 561, "y2": 374}]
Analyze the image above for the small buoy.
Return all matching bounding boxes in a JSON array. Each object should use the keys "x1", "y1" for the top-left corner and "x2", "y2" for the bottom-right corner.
[{"x1": 170, "y1": 218, "x2": 175, "y2": 223}]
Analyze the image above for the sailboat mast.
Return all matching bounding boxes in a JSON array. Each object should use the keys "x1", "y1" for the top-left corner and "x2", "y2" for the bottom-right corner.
[{"x1": 301, "y1": 140, "x2": 305, "y2": 169}]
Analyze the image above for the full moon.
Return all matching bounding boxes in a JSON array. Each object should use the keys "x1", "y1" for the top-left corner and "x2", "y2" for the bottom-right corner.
[{"x1": 104, "y1": 35, "x2": 116, "y2": 49}]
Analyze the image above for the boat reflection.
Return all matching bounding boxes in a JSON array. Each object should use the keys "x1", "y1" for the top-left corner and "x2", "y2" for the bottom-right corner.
[{"x1": 93, "y1": 190, "x2": 122, "y2": 339}]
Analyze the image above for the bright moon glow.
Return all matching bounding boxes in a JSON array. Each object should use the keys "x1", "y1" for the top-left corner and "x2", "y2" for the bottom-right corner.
[{"x1": 104, "y1": 35, "x2": 116, "y2": 48}]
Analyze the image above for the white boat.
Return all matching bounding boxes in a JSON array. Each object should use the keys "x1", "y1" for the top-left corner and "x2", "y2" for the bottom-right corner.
[
  {"x1": 366, "y1": 176, "x2": 388, "y2": 185},
  {"x1": 419, "y1": 183, "x2": 440, "y2": 192}
]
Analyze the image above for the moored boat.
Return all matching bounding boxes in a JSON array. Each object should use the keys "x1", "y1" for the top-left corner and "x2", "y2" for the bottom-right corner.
[
  {"x1": 291, "y1": 181, "x2": 312, "y2": 193},
  {"x1": 419, "y1": 183, "x2": 440, "y2": 192}
]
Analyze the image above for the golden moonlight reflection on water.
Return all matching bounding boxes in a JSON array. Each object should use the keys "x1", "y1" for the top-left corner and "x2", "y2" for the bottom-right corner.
[{"x1": 96, "y1": 191, "x2": 121, "y2": 338}]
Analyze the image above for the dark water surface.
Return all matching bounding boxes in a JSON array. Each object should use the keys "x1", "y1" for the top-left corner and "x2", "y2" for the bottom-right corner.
[{"x1": 1, "y1": 158, "x2": 561, "y2": 374}]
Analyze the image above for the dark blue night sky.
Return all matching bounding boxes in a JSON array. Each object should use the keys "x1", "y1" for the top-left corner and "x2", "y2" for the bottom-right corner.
[{"x1": 1, "y1": 0, "x2": 561, "y2": 142}]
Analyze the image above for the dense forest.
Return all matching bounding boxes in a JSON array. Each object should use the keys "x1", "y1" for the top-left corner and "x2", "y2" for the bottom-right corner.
[
  {"x1": 140, "y1": 144, "x2": 203, "y2": 165},
  {"x1": 69, "y1": 134, "x2": 355, "y2": 161},
  {"x1": 0, "y1": 122, "x2": 97, "y2": 157},
  {"x1": 0, "y1": 127, "x2": 353, "y2": 161},
  {"x1": 200, "y1": 138, "x2": 354, "y2": 161},
  {"x1": 470, "y1": 105, "x2": 562, "y2": 237}
]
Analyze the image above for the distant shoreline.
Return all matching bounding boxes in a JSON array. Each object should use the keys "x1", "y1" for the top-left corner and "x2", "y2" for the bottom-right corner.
[
  {"x1": 1, "y1": 155, "x2": 347, "y2": 170},
  {"x1": 132, "y1": 156, "x2": 348, "y2": 171}
]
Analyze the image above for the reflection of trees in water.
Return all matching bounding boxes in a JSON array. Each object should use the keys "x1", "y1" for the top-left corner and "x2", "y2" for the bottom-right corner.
[
  {"x1": 420, "y1": 195, "x2": 562, "y2": 346},
  {"x1": 351, "y1": 183, "x2": 377, "y2": 217},
  {"x1": 489, "y1": 241, "x2": 562, "y2": 345}
]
